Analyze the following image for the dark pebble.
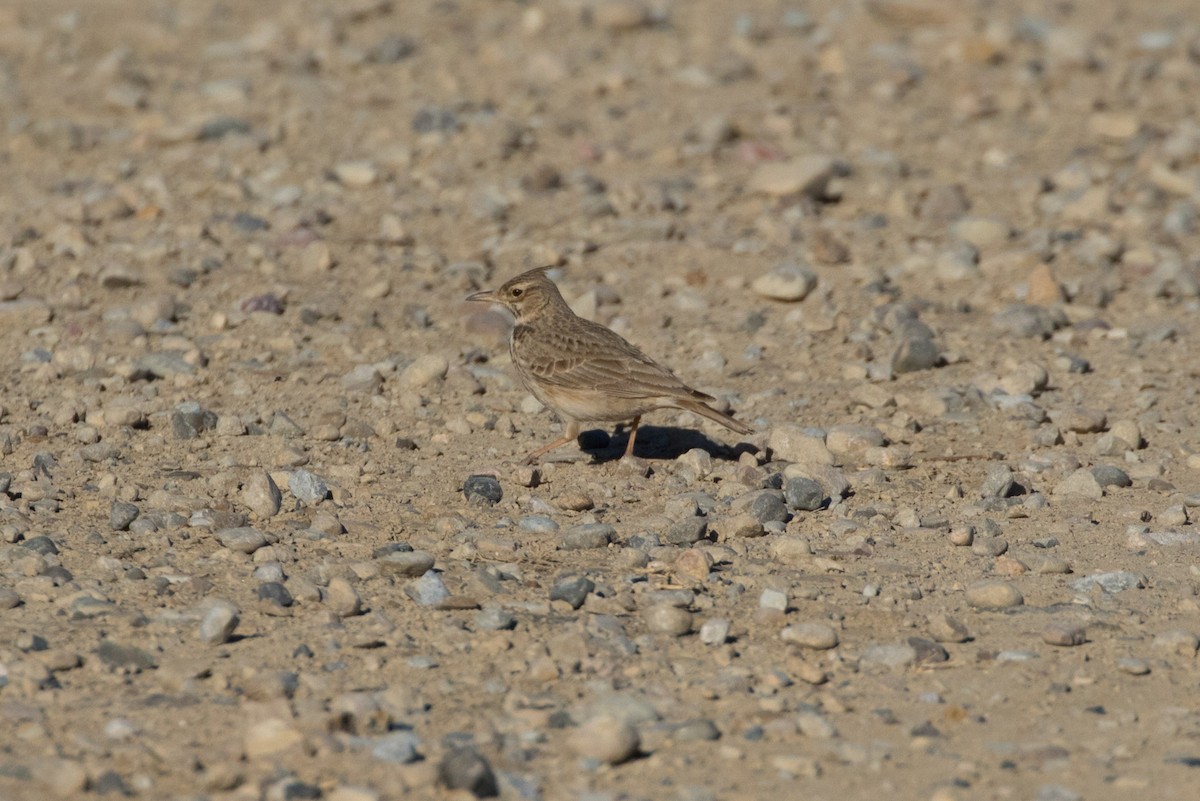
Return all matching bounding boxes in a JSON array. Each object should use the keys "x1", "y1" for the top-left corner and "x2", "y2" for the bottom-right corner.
[
  {"x1": 549, "y1": 575, "x2": 594, "y2": 609},
  {"x1": 110, "y1": 501, "x2": 140, "y2": 531},
  {"x1": 561, "y1": 523, "x2": 615, "y2": 550},
  {"x1": 258, "y1": 582, "x2": 294, "y2": 608},
  {"x1": 1091, "y1": 465, "x2": 1132, "y2": 488},
  {"x1": 22, "y1": 535, "x2": 59, "y2": 555},
  {"x1": 749, "y1": 491, "x2": 789, "y2": 524},
  {"x1": 438, "y1": 747, "x2": 499, "y2": 798},
  {"x1": 665, "y1": 517, "x2": 709, "y2": 545},
  {"x1": 783, "y1": 477, "x2": 825, "y2": 511},
  {"x1": 463, "y1": 475, "x2": 503, "y2": 506}
]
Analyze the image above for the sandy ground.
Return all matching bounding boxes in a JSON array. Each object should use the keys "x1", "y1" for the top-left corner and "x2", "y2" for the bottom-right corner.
[{"x1": 2, "y1": 1, "x2": 1200, "y2": 799}]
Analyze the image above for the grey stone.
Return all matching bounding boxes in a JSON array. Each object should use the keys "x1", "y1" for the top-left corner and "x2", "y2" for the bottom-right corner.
[
  {"x1": 438, "y1": 747, "x2": 498, "y2": 798},
  {"x1": 475, "y1": 606, "x2": 517, "y2": 631},
  {"x1": 783, "y1": 477, "x2": 824, "y2": 511},
  {"x1": 199, "y1": 601, "x2": 240, "y2": 644},
  {"x1": 1069, "y1": 571, "x2": 1144, "y2": 594},
  {"x1": 665, "y1": 516, "x2": 709, "y2": 545},
  {"x1": 215, "y1": 527, "x2": 267, "y2": 554},
  {"x1": 463, "y1": 475, "x2": 502, "y2": 506},
  {"x1": 892, "y1": 335, "x2": 939, "y2": 374},
  {"x1": 289, "y1": 470, "x2": 329, "y2": 503},
  {"x1": 370, "y1": 731, "x2": 422, "y2": 764},
  {"x1": 1091, "y1": 465, "x2": 1131, "y2": 488},
  {"x1": 550, "y1": 575, "x2": 594, "y2": 609},
  {"x1": 378, "y1": 550, "x2": 436, "y2": 577},
  {"x1": 561, "y1": 523, "x2": 614, "y2": 550},
  {"x1": 171, "y1": 401, "x2": 218, "y2": 439},
  {"x1": 109, "y1": 501, "x2": 139, "y2": 531},
  {"x1": 405, "y1": 571, "x2": 450, "y2": 606}
]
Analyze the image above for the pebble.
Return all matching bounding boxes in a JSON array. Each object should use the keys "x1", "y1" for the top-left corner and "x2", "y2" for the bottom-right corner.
[
  {"x1": 215, "y1": 527, "x2": 268, "y2": 554},
  {"x1": 242, "y1": 472, "x2": 282, "y2": 518},
  {"x1": 1117, "y1": 658, "x2": 1151, "y2": 676},
  {"x1": 571, "y1": 715, "x2": 641, "y2": 765},
  {"x1": 550, "y1": 575, "x2": 594, "y2": 609},
  {"x1": 437, "y1": 747, "x2": 498, "y2": 798},
  {"x1": 562, "y1": 523, "x2": 615, "y2": 549},
  {"x1": 767, "y1": 425, "x2": 835, "y2": 465},
  {"x1": 699, "y1": 618, "x2": 731, "y2": 645},
  {"x1": 326, "y1": 577, "x2": 363, "y2": 617},
  {"x1": 400, "y1": 354, "x2": 449, "y2": 389},
  {"x1": 1069, "y1": 571, "x2": 1144, "y2": 594},
  {"x1": 784, "y1": 476, "x2": 825, "y2": 511},
  {"x1": 109, "y1": 501, "x2": 139, "y2": 531},
  {"x1": 1053, "y1": 468, "x2": 1104, "y2": 500},
  {"x1": 927, "y1": 613, "x2": 971, "y2": 643},
  {"x1": 1091, "y1": 465, "x2": 1131, "y2": 488},
  {"x1": 199, "y1": 600, "x2": 240, "y2": 644},
  {"x1": 759, "y1": 588, "x2": 788, "y2": 612},
  {"x1": 644, "y1": 604, "x2": 693, "y2": 636},
  {"x1": 781, "y1": 623, "x2": 839, "y2": 650},
  {"x1": 750, "y1": 261, "x2": 818, "y2": 302},
  {"x1": 475, "y1": 606, "x2": 517, "y2": 631},
  {"x1": 748, "y1": 154, "x2": 838, "y2": 199},
  {"x1": 1152, "y1": 630, "x2": 1199, "y2": 656},
  {"x1": 674, "y1": 548, "x2": 713, "y2": 581},
  {"x1": 172, "y1": 401, "x2": 218, "y2": 439},
  {"x1": 289, "y1": 469, "x2": 329, "y2": 504},
  {"x1": 463, "y1": 474, "x2": 503, "y2": 506},
  {"x1": 859, "y1": 643, "x2": 918, "y2": 669},
  {"x1": 369, "y1": 732, "x2": 422, "y2": 764},
  {"x1": 334, "y1": 160, "x2": 379, "y2": 187},
  {"x1": 594, "y1": 0, "x2": 650, "y2": 32},
  {"x1": 1042, "y1": 623, "x2": 1087, "y2": 646},
  {"x1": 378, "y1": 550, "x2": 436, "y2": 577},
  {"x1": 405, "y1": 571, "x2": 450, "y2": 606},
  {"x1": 965, "y1": 580, "x2": 1024, "y2": 609},
  {"x1": 666, "y1": 516, "x2": 710, "y2": 545}
]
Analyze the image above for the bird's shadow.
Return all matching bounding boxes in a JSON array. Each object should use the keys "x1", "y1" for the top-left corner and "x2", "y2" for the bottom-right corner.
[{"x1": 581, "y1": 424, "x2": 754, "y2": 463}]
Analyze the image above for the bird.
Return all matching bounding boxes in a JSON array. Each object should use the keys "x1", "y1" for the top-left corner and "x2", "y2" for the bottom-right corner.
[{"x1": 466, "y1": 266, "x2": 754, "y2": 464}]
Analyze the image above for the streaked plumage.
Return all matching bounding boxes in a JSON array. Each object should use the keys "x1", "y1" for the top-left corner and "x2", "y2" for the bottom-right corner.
[{"x1": 467, "y1": 267, "x2": 752, "y2": 463}]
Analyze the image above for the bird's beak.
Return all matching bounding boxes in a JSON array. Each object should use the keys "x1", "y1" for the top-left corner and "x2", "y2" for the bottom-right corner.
[{"x1": 466, "y1": 289, "x2": 495, "y2": 303}]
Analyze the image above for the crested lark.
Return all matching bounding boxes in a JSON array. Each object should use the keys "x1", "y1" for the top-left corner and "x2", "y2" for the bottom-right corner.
[{"x1": 467, "y1": 266, "x2": 753, "y2": 464}]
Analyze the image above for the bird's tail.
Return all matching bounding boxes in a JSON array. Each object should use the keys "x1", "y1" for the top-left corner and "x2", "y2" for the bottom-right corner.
[{"x1": 677, "y1": 399, "x2": 754, "y2": 436}]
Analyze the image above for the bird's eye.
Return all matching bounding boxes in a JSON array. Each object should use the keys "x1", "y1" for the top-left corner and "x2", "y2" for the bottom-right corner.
[{"x1": 511, "y1": 287, "x2": 524, "y2": 297}]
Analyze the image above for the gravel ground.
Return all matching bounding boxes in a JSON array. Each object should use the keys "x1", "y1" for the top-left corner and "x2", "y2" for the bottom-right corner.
[{"x1": 2, "y1": 1, "x2": 1200, "y2": 800}]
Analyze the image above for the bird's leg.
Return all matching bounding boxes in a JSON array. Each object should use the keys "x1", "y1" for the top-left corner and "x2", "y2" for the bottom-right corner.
[
  {"x1": 524, "y1": 420, "x2": 581, "y2": 464},
  {"x1": 622, "y1": 416, "x2": 641, "y2": 459}
]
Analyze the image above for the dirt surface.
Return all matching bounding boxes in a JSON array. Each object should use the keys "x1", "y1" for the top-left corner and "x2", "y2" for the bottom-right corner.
[{"x1": 2, "y1": 1, "x2": 1200, "y2": 799}]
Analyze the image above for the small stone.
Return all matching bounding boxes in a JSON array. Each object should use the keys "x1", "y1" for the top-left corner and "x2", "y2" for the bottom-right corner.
[
  {"x1": 405, "y1": 570, "x2": 450, "y2": 606},
  {"x1": 570, "y1": 716, "x2": 640, "y2": 765},
  {"x1": 699, "y1": 618, "x2": 731, "y2": 645},
  {"x1": 1042, "y1": 623, "x2": 1087, "y2": 646},
  {"x1": 718, "y1": 514, "x2": 764, "y2": 539},
  {"x1": 594, "y1": 0, "x2": 650, "y2": 31},
  {"x1": 172, "y1": 401, "x2": 218, "y2": 439},
  {"x1": 289, "y1": 470, "x2": 329, "y2": 504},
  {"x1": 1052, "y1": 407, "x2": 1107, "y2": 434},
  {"x1": 781, "y1": 623, "x2": 839, "y2": 650},
  {"x1": 463, "y1": 475, "x2": 503, "y2": 506},
  {"x1": 562, "y1": 523, "x2": 615, "y2": 549},
  {"x1": 666, "y1": 516, "x2": 711, "y2": 545},
  {"x1": 341, "y1": 364, "x2": 383, "y2": 394},
  {"x1": 859, "y1": 643, "x2": 918, "y2": 669},
  {"x1": 475, "y1": 606, "x2": 517, "y2": 631},
  {"x1": 952, "y1": 217, "x2": 1011, "y2": 249},
  {"x1": 334, "y1": 160, "x2": 379, "y2": 187},
  {"x1": 326, "y1": 577, "x2": 363, "y2": 617},
  {"x1": 748, "y1": 154, "x2": 838, "y2": 199},
  {"x1": 32, "y1": 758, "x2": 88, "y2": 797},
  {"x1": 242, "y1": 472, "x2": 282, "y2": 519},
  {"x1": 215, "y1": 527, "x2": 267, "y2": 554},
  {"x1": 1053, "y1": 468, "x2": 1104, "y2": 500},
  {"x1": 1153, "y1": 630, "x2": 1199, "y2": 656},
  {"x1": 825, "y1": 425, "x2": 885, "y2": 457},
  {"x1": 750, "y1": 261, "x2": 818, "y2": 302},
  {"x1": 759, "y1": 588, "x2": 788, "y2": 612},
  {"x1": 674, "y1": 549, "x2": 713, "y2": 582},
  {"x1": 1091, "y1": 465, "x2": 1131, "y2": 488},
  {"x1": 245, "y1": 718, "x2": 304, "y2": 759},
  {"x1": 549, "y1": 575, "x2": 594, "y2": 609},
  {"x1": 892, "y1": 335, "x2": 939, "y2": 374},
  {"x1": 645, "y1": 604, "x2": 693, "y2": 636},
  {"x1": 948, "y1": 526, "x2": 975, "y2": 546},
  {"x1": 1069, "y1": 571, "x2": 1144, "y2": 594},
  {"x1": 784, "y1": 477, "x2": 825, "y2": 511},
  {"x1": 768, "y1": 425, "x2": 835, "y2": 465},
  {"x1": 927, "y1": 613, "x2": 971, "y2": 643},
  {"x1": 965, "y1": 580, "x2": 1024, "y2": 609},
  {"x1": 258, "y1": 582, "x2": 293, "y2": 608},
  {"x1": 746, "y1": 490, "x2": 788, "y2": 524},
  {"x1": 199, "y1": 600, "x2": 240, "y2": 645},
  {"x1": 94, "y1": 640, "x2": 157, "y2": 671},
  {"x1": 1117, "y1": 658, "x2": 1151, "y2": 676},
  {"x1": 378, "y1": 550, "x2": 436, "y2": 577},
  {"x1": 400, "y1": 354, "x2": 449, "y2": 389},
  {"x1": 438, "y1": 747, "x2": 499, "y2": 798},
  {"x1": 109, "y1": 501, "x2": 139, "y2": 531},
  {"x1": 674, "y1": 719, "x2": 721, "y2": 742},
  {"x1": 370, "y1": 731, "x2": 422, "y2": 764},
  {"x1": 796, "y1": 711, "x2": 838, "y2": 739}
]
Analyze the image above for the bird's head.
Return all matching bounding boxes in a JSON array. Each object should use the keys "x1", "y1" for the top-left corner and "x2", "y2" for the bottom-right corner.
[{"x1": 466, "y1": 266, "x2": 564, "y2": 322}]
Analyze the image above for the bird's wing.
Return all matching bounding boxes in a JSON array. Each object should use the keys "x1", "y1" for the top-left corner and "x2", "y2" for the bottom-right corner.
[{"x1": 513, "y1": 320, "x2": 712, "y2": 402}]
